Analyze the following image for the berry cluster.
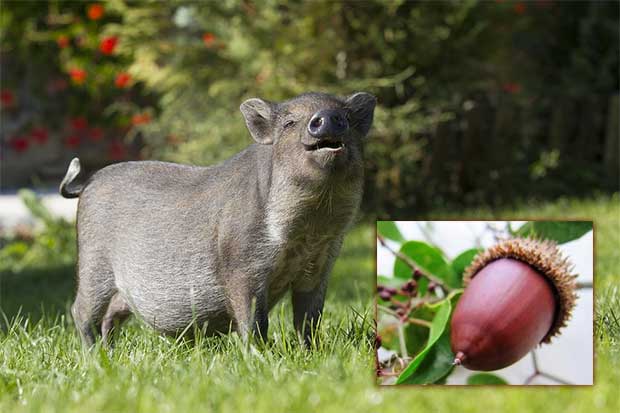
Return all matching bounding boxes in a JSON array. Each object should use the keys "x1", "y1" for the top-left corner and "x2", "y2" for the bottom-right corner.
[
  {"x1": 376, "y1": 268, "x2": 438, "y2": 324},
  {"x1": 377, "y1": 268, "x2": 430, "y2": 297}
]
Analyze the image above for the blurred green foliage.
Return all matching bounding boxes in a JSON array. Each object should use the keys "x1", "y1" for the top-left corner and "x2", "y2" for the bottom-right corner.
[
  {"x1": 1, "y1": 1, "x2": 618, "y2": 213},
  {"x1": 0, "y1": 190, "x2": 76, "y2": 272}
]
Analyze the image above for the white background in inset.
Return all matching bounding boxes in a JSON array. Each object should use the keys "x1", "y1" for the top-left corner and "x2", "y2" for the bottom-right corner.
[{"x1": 376, "y1": 221, "x2": 593, "y2": 385}]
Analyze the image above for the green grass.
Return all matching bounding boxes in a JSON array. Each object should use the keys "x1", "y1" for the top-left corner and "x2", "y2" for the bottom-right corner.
[{"x1": 1, "y1": 195, "x2": 619, "y2": 413}]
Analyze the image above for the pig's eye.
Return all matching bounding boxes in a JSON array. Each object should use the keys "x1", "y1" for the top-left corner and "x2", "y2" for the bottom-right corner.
[{"x1": 283, "y1": 120, "x2": 297, "y2": 129}]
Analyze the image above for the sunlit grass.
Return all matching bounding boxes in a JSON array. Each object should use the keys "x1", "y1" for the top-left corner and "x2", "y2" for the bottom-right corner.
[{"x1": 0, "y1": 195, "x2": 618, "y2": 412}]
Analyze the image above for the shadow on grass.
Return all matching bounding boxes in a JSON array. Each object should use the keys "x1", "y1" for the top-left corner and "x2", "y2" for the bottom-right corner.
[{"x1": 0, "y1": 265, "x2": 75, "y2": 325}]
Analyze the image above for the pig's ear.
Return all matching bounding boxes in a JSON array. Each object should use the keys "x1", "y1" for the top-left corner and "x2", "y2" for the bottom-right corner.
[
  {"x1": 345, "y1": 92, "x2": 377, "y2": 137},
  {"x1": 240, "y1": 98, "x2": 275, "y2": 145}
]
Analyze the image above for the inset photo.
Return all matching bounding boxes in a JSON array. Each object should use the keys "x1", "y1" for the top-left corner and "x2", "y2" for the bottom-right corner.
[{"x1": 376, "y1": 221, "x2": 593, "y2": 386}]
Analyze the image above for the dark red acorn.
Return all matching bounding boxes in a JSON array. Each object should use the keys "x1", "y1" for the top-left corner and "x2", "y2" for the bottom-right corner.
[{"x1": 450, "y1": 238, "x2": 577, "y2": 371}]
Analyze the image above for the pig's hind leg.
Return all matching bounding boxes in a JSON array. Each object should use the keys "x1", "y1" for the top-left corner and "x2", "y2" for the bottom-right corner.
[
  {"x1": 71, "y1": 260, "x2": 117, "y2": 348},
  {"x1": 101, "y1": 292, "x2": 132, "y2": 347}
]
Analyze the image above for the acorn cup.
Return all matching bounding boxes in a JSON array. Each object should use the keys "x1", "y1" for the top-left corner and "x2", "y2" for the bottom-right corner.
[{"x1": 450, "y1": 237, "x2": 577, "y2": 371}]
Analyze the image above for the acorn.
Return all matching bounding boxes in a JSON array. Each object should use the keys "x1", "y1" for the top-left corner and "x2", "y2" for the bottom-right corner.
[{"x1": 450, "y1": 237, "x2": 577, "y2": 371}]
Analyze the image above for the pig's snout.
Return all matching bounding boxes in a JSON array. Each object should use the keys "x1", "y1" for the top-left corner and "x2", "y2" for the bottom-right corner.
[{"x1": 307, "y1": 109, "x2": 348, "y2": 139}]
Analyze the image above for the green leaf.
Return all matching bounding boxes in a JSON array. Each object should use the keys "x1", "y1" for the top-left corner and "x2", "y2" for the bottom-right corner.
[
  {"x1": 377, "y1": 275, "x2": 404, "y2": 289},
  {"x1": 400, "y1": 332, "x2": 455, "y2": 384},
  {"x1": 515, "y1": 221, "x2": 592, "y2": 244},
  {"x1": 393, "y1": 241, "x2": 458, "y2": 287},
  {"x1": 377, "y1": 221, "x2": 405, "y2": 243},
  {"x1": 450, "y1": 248, "x2": 482, "y2": 286},
  {"x1": 396, "y1": 299, "x2": 451, "y2": 384},
  {"x1": 403, "y1": 306, "x2": 436, "y2": 356},
  {"x1": 19, "y1": 189, "x2": 55, "y2": 224},
  {"x1": 466, "y1": 373, "x2": 508, "y2": 385}
]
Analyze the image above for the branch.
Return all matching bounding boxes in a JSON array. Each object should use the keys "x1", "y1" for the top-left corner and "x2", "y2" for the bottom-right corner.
[
  {"x1": 377, "y1": 304, "x2": 400, "y2": 318},
  {"x1": 378, "y1": 235, "x2": 453, "y2": 292},
  {"x1": 524, "y1": 350, "x2": 574, "y2": 385},
  {"x1": 396, "y1": 322, "x2": 408, "y2": 359},
  {"x1": 407, "y1": 317, "x2": 432, "y2": 328}
]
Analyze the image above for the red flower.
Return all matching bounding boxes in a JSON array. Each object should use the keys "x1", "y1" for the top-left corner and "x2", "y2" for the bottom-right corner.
[
  {"x1": 108, "y1": 141, "x2": 126, "y2": 160},
  {"x1": 1, "y1": 89, "x2": 14, "y2": 107},
  {"x1": 514, "y1": 2, "x2": 527, "y2": 14},
  {"x1": 10, "y1": 137, "x2": 29, "y2": 152},
  {"x1": 202, "y1": 32, "x2": 216, "y2": 47},
  {"x1": 115, "y1": 72, "x2": 131, "y2": 88},
  {"x1": 131, "y1": 113, "x2": 151, "y2": 125},
  {"x1": 89, "y1": 127, "x2": 104, "y2": 142},
  {"x1": 64, "y1": 135, "x2": 81, "y2": 148},
  {"x1": 70, "y1": 117, "x2": 88, "y2": 130},
  {"x1": 69, "y1": 68, "x2": 87, "y2": 84},
  {"x1": 57, "y1": 35, "x2": 70, "y2": 48},
  {"x1": 99, "y1": 36, "x2": 118, "y2": 55},
  {"x1": 502, "y1": 82, "x2": 522, "y2": 94},
  {"x1": 30, "y1": 127, "x2": 49, "y2": 144},
  {"x1": 87, "y1": 4, "x2": 105, "y2": 20}
]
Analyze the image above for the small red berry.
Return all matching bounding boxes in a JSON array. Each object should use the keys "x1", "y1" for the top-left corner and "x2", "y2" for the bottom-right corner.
[
  {"x1": 379, "y1": 290, "x2": 392, "y2": 301},
  {"x1": 401, "y1": 280, "x2": 417, "y2": 294},
  {"x1": 385, "y1": 287, "x2": 397, "y2": 295},
  {"x1": 412, "y1": 269, "x2": 423, "y2": 280}
]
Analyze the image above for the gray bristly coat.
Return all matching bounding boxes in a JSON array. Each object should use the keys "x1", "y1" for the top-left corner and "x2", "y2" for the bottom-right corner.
[{"x1": 60, "y1": 91, "x2": 376, "y2": 347}]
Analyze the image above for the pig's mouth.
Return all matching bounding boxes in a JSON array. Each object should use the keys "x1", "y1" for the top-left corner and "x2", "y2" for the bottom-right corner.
[{"x1": 303, "y1": 139, "x2": 345, "y2": 153}]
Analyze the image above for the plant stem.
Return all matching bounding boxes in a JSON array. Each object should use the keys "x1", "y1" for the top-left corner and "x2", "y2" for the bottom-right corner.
[
  {"x1": 523, "y1": 350, "x2": 574, "y2": 385},
  {"x1": 377, "y1": 304, "x2": 400, "y2": 318},
  {"x1": 396, "y1": 322, "x2": 408, "y2": 359},
  {"x1": 378, "y1": 302, "x2": 435, "y2": 328},
  {"x1": 407, "y1": 317, "x2": 432, "y2": 328},
  {"x1": 377, "y1": 235, "x2": 452, "y2": 292}
]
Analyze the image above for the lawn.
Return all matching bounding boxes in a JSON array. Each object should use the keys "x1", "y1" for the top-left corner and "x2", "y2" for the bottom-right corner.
[{"x1": 0, "y1": 194, "x2": 618, "y2": 413}]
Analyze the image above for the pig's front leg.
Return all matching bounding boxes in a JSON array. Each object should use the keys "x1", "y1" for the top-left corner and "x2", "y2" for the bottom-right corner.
[
  {"x1": 228, "y1": 273, "x2": 269, "y2": 341},
  {"x1": 292, "y1": 275, "x2": 328, "y2": 346}
]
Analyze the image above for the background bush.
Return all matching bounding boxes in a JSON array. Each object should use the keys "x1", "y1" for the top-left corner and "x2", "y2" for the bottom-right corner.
[{"x1": 1, "y1": 0, "x2": 618, "y2": 214}]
